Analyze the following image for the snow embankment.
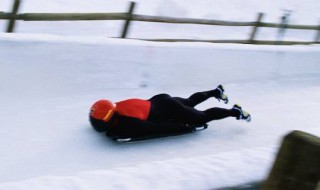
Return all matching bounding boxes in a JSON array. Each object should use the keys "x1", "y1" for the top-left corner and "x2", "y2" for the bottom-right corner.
[
  {"x1": 0, "y1": 146, "x2": 276, "y2": 190},
  {"x1": 1, "y1": 34, "x2": 320, "y2": 93}
]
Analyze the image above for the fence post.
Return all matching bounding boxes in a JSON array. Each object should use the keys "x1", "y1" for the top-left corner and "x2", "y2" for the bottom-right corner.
[
  {"x1": 121, "y1": 1, "x2": 136, "y2": 38},
  {"x1": 314, "y1": 20, "x2": 320, "y2": 42},
  {"x1": 276, "y1": 10, "x2": 291, "y2": 45},
  {"x1": 249, "y1": 12, "x2": 264, "y2": 44},
  {"x1": 6, "y1": 0, "x2": 21, "y2": 33}
]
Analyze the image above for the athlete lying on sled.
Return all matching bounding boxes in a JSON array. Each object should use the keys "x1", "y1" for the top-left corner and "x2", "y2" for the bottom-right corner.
[{"x1": 89, "y1": 85, "x2": 251, "y2": 142}]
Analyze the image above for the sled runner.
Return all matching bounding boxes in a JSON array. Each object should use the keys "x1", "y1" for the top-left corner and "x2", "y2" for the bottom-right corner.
[{"x1": 112, "y1": 124, "x2": 208, "y2": 143}]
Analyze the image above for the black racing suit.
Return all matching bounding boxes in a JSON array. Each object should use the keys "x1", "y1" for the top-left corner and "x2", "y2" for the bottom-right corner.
[{"x1": 106, "y1": 89, "x2": 238, "y2": 138}]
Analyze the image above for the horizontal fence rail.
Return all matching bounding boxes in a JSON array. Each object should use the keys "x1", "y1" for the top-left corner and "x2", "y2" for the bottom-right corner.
[
  {"x1": 0, "y1": 12, "x2": 127, "y2": 21},
  {"x1": 1, "y1": 0, "x2": 320, "y2": 45},
  {"x1": 1, "y1": 12, "x2": 319, "y2": 30},
  {"x1": 132, "y1": 39, "x2": 319, "y2": 45}
]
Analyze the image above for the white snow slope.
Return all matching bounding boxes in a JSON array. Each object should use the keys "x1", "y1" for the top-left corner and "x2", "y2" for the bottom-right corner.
[
  {"x1": 1, "y1": 34, "x2": 320, "y2": 190},
  {"x1": 1, "y1": 0, "x2": 320, "y2": 189}
]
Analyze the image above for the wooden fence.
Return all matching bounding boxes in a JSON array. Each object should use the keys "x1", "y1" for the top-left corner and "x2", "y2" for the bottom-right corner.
[{"x1": 1, "y1": 0, "x2": 320, "y2": 45}]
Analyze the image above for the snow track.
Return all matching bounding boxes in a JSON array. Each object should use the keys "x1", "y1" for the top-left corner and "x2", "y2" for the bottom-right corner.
[
  {"x1": 1, "y1": 34, "x2": 320, "y2": 189},
  {"x1": 0, "y1": 146, "x2": 277, "y2": 190}
]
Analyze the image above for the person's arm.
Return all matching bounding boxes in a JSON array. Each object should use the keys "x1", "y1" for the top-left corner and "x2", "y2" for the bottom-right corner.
[{"x1": 108, "y1": 116, "x2": 193, "y2": 138}]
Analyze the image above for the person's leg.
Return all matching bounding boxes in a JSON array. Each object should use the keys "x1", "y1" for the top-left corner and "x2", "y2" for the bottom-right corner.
[
  {"x1": 173, "y1": 88, "x2": 222, "y2": 107},
  {"x1": 202, "y1": 107, "x2": 238, "y2": 121},
  {"x1": 168, "y1": 98, "x2": 238, "y2": 125},
  {"x1": 148, "y1": 92, "x2": 238, "y2": 125}
]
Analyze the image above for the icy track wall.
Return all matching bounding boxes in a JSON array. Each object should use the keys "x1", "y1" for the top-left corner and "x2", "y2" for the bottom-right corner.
[
  {"x1": 1, "y1": 36, "x2": 320, "y2": 100},
  {"x1": 1, "y1": 35, "x2": 320, "y2": 189}
]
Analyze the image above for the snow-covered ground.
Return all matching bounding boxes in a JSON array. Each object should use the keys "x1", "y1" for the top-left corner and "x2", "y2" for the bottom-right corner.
[
  {"x1": 1, "y1": 34, "x2": 320, "y2": 189},
  {"x1": 1, "y1": 0, "x2": 320, "y2": 189}
]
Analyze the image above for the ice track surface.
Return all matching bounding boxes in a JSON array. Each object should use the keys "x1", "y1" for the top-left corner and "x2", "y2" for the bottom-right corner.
[{"x1": 1, "y1": 35, "x2": 320, "y2": 189}]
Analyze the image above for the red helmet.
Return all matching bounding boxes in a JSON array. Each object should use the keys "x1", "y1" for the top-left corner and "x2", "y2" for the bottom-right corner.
[{"x1": 90, "y1": 99, "x2": 116, "y2": 122}]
